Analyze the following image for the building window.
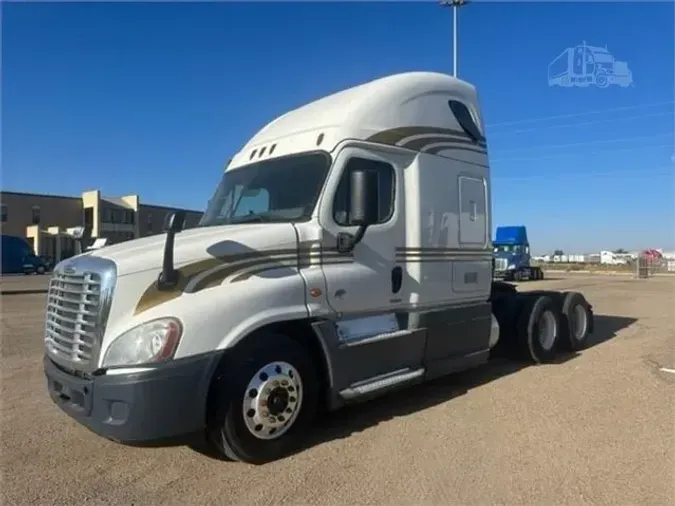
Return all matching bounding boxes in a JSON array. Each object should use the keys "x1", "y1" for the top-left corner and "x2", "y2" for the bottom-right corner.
[
  {"x1": 83, "y1": 207, "x2": 94, "y2": 234},
  {"x1": 1, "y1": 204, "x2": 7, "y2": 222},
  {"x1": 31, "y1": 205, "x2": 41, "y2": 225}
]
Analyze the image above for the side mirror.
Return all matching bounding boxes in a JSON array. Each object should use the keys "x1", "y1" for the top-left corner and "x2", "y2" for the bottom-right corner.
[
  {"x1": 349, "y1": 169, "x2": 379, "y2": 226},
  {"x1": 164, "y1": 211, "x2": 186, "y2": 233}
]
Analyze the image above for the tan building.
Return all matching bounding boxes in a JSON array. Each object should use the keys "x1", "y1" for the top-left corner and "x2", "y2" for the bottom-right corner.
[{"x1": 1, "y1": 190, "x2": 203, "y2": 263}]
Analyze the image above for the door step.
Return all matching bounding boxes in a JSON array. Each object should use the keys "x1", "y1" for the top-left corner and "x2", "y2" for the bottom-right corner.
[{"x1": 338, "y1": 367, "x2": 425, "y2": 401}]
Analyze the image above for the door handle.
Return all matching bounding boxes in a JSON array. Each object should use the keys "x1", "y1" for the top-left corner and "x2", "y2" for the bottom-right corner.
[{"x1": 391, "y1": 266, "x2": 402, "y2": 294}]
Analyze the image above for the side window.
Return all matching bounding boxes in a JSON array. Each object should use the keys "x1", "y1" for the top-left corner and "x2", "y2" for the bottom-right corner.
[
  {"x1": 448, "y1": 100, "x2": 485, "y2": 144},
  {"x1": 1, "y1": 204, "x2": 7, "y2": 222},
  {"x1": 234, "y1": 189, "x2": 270, "y2": 217},
  {"x1": 31, "y1": 205, "x2": 40, "y2": 225},
  {"x1": 333, "y1": 158, "x2": 395, "y2": 226}
]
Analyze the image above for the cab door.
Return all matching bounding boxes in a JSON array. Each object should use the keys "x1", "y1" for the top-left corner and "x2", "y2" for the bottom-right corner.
[{"x1": 317, "y1": 147, "x2": 404, "y2": 318}]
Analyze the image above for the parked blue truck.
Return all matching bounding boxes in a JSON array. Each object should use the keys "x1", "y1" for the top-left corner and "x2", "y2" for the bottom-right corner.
[
  {"x1": 492, "y1": 226, "x2": 544, "y2": 282},
  {"x1": 1, "y1": 234, "x2": 50, "y2": 275}
]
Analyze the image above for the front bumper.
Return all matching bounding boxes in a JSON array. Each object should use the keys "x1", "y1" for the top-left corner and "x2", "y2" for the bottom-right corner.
[{"x1": 44, "y1": 351, "x2": 222, "y2": 444}]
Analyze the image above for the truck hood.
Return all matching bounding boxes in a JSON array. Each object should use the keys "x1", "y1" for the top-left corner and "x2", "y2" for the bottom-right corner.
[{"x1": 87, "y1": 223, "x2": 299, "y2": 277}]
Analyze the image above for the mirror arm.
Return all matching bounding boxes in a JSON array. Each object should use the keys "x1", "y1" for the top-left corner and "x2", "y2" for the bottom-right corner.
[
  {"x1": 157, "y1": 211, "x2": 186, "y2": 290},
  {"x1": 336, "y1": 224, "x2": 368, "y2": 254},
  {"x1": 157, "y1": 228, "x2": 180, "y2": 290},
  {"x1": 351, "y1": 224, "x2": 368, "y2": 246}
]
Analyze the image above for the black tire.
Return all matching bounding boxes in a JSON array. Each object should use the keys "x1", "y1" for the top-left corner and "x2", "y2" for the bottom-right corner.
[
  {"x1": 538, "y1": 269, "x2": 544, "y2": 281},
  {"x1": 490, "y1": 294, "x2": 527, "y2": 358},
  {"x1": 37, "y1": 266, "x2": 46, "y2": 275},
  {"x1": 207, "y1": 333, "x2": 319, "y2": 464},
  {"x1": 513, "y1": 270, "x2": 522, "y2": 282},
  {"x1": 559, "y1": 292, "x2": 592, "y2": 351},
  {"x1": 516, "y1": 295, "x2": 563, "y2": 363}
]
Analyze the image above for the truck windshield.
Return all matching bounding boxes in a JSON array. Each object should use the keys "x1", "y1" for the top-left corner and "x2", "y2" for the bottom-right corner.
[
  {"x1": 494, "y1": 245, "x2": 522, "y2": 253},
  {"x1": 199, "y1": 152, "x2": 331, "y2": 227}
]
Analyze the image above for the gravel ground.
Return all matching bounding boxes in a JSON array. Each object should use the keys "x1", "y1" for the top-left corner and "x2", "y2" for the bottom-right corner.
[
  {"x1": 0, "y1": 274, "x2": 51, "y2": 294},
  {"x1": 1, "y1": 274, "x2": 674, "y2": 506}
]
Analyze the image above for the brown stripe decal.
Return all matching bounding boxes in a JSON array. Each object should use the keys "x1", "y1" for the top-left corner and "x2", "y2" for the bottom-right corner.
[
  {"x1": 134, "y1": 246, "x2": 351, "y2": 315},
  {"x1": 401, "y1": 136, "x2": 481, "y2": 152},
  {"x1": 231, "y1": 258, "x2": 352, "y2": 283},
  {"x1": 366, "y1": 126, "x2": 488, "y2": 151},
  {"x1": 134, "y1": 246, "x2": 493, "y2": 315},
  {"x1": 426, "y1": 144, "x2": 488, "y2": 156},
  {"x1": 135, "y1": 257, "x2": 223, "y2": 315}
]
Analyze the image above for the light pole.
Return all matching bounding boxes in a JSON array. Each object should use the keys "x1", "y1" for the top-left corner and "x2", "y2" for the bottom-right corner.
[{"x1": 440, "y1": 0, "x2": 470, "y2": 77}]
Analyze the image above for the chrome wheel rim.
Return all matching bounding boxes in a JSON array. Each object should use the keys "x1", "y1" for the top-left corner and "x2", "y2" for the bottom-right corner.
[
  {"x1": 537, "y1": 310, "x2": 557, "y2": 351},
  {"x1": 242, "y1": 361, "x2": 303, "y2": 440}
]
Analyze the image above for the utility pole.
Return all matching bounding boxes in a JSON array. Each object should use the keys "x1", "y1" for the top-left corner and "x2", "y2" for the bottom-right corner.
[{"x1": 440, "y1": 0, "x2": 470, "y2": 77}]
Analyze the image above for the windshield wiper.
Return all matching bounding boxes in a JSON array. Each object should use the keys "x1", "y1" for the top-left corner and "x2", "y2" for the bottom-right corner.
[{"x1": 228, "y1": 214, "x2": 285, "y2": 224}]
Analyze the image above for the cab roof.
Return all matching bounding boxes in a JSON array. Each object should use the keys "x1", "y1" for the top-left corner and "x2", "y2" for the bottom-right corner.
[{"x1": 229, "y1": 71, "x2": 487, "y2": 169}]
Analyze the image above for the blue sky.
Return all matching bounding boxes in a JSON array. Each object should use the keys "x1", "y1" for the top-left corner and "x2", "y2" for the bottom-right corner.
[{"x1": 2, "y1": 1, "x2": 674, "y2": 253}]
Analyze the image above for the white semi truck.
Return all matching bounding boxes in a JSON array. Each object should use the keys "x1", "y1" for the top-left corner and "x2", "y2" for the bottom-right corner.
[{"x1": 43, "y1": 72, "x2": 594, "y2": 464}]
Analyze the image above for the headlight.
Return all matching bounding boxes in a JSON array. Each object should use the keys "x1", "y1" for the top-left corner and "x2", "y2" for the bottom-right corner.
[
  {"x1": 102, "y1": 317, "x2": 183, "y2": 368},
  {"x1": 508, "y1": 264, "x2": 516, "y2": 270}
]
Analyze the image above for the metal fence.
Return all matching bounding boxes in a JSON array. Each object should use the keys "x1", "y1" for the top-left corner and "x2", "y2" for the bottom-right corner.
[{"x1": 633, "y1": 257, "x2": 674, "y2": 278}]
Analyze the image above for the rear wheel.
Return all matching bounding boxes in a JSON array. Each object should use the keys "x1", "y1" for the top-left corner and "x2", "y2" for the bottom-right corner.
[
  {"x1": 559, "y1": 291, "x2": 592, "y2": 351},
  {"x1": 207, "y1": 333, "x2": 319, "y2": 464},
  {"x1": 517, "y1": 295, "x2": 562, "y2": 363}
]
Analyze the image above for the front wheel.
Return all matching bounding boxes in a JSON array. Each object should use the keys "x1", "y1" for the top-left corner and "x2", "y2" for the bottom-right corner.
[{"x1": 207, "y1": 333, "x2": 319, "y2": 464}]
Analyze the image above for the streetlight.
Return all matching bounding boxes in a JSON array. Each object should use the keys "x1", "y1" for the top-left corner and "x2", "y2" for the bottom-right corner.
[{"x1": 440, "y1": 0, "x2": 470, "y2": 77}]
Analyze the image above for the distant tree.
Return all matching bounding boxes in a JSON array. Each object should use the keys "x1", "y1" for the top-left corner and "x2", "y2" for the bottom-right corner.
[
  {"x1": 553, "y1": 249, "x2": 564, "y2": 256},
  {"x1": 613, "y1": 248, "x2": 628, "y2": 254}
]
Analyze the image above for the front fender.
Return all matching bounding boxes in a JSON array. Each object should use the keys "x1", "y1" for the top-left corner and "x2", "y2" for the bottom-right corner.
[{"x1": 172, "y1": 270, "x2": 309, "y2": 359}]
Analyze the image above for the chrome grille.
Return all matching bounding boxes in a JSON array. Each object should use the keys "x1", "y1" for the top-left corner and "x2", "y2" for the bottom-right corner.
[
  {"x1": 495, "y1": 258, "x2": 508, "y2": 271},
  {"x1": 44, "y1": 256, "x2": 116, "y2": 372}
]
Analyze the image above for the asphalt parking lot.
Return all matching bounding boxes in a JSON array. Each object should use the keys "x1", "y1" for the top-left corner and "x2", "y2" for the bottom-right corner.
[{"x1": 1, "y1": 274, "x2": 674, "y2": 505}]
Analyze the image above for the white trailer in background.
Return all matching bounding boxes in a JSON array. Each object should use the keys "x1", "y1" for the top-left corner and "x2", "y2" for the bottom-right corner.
[{"x1": 600, "y1": 251, "x2": 629, "y2": 265}]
